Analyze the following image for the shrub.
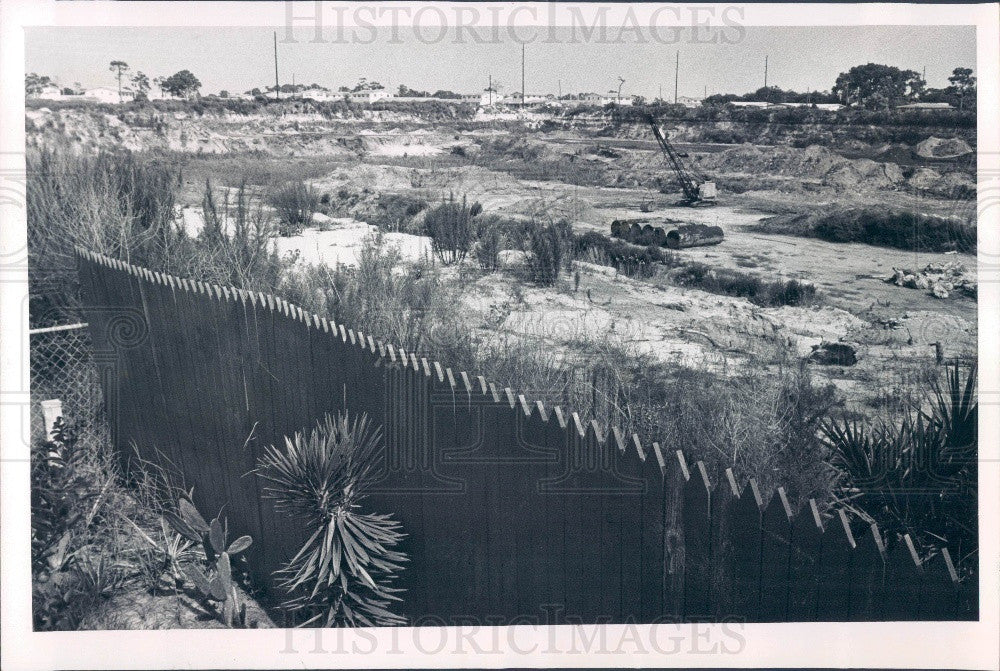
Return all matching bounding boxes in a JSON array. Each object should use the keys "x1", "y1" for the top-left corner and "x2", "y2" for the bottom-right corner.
[
  {"x1": 527, "y1": 222, "x2": 564, "y2": 286},
  {"x1": 474, "y1": 214, "x2": 534, "y2": 251},
  {"x1": 370, "y1": 193, "x2": 428, "y2": 232},
  {"x1": 475, "y1": 227, "x2": 501, "y2": 271},
  {"x1": 31, "y1": 419, "x2": 97, "y2": 577},
  {"x1": 425, "y1": 194, "x2": 474, "y2": 265},
  {"x1": 279, "y1": 234, "x2": 444, "y2": 353},
  {"x1": 269, "y1": 180, "x2": 318, "y2": 236},
  {"x1": 812, "y1": 208, "x2": 976, "y2": 253},
  {"x1": 200, "y1": 179, "x2": 286, "y2": 290},
  {"x1": 257, "y1": 412, "x2": 407, "y2": 627},
  {"x1": 573, "y1": 232, "x2": 680, "y2": 278},
  {"x1": 30, "y1": 418, "x2": 135, "y2": 630},
  {"x1": 671, "y1": 263, "x2": 816, "y2": 307},
  {"x1": 822, "y1": 363, "x2": 977, "y2": 572},
  {"x1": 26, "y1": 147, "x2": 182, "y2": 326},
  {"x1": 588, "y1": 352, "x2": 840, "y2": 507}
]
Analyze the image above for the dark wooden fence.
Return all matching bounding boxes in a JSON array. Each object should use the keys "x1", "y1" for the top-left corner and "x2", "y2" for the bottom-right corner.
[{"x1": 76, "y1": 249, "x2": 976, "y2": 622}]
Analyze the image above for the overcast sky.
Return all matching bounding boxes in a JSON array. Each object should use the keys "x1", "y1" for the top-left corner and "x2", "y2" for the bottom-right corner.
[{"x1": 26, "y1": 25, "x2": 975, "y2": 98}]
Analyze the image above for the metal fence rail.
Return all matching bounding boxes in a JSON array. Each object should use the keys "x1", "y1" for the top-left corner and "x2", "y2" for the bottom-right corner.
[{"x1": 29, "y1": 323, "x2": 108, "y2": 449}]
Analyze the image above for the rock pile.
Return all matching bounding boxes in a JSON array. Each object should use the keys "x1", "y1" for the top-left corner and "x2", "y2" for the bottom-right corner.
[
  {"x1": 885, "y1": 260, "x2": 976, "y2": 299},
  {"x1": 915, "y1": 136, "x2": 973, "y2": 159}
]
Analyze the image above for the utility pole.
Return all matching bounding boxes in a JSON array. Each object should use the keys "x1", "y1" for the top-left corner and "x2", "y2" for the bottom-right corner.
[
  {"x1": 674, "y1": 51, "x2": 679, "y2": 104},
  {"x1": 521, "y1": 42, "x2": 525, "y2": 110},
  {"x1": 558, "y1": 79, "x2": 562, "y2": 98},
  {"x1": 488, "y1": 73, "x2": 492, "y2": 105},
  {"x1": 764, "y1": 54, "x2": 768, "y2": 89},
  {"x1": 273, "y1": 31, "x2": 280, "y2": 100},
  {"x1": 704, "y1": 84, "x2": 707, "y2": 100},
  {"x1": 659, "y1": 84, "x2": 663, "y2": 101},
  {"x1": 617, "y1": 77, "x2": 625, "y2": 105}
]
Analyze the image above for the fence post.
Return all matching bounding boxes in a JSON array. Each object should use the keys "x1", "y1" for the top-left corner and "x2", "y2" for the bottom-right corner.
[{"x1": 41, "y1": 399, "x2": 63, "y2": 441}]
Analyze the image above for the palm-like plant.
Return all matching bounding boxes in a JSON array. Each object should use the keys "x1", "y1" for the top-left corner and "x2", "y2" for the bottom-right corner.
[
  {"x1": 821, "y1": 363, "x2": 977, "y2": 571},
  {"x1": 258, "y1": 412, "x2": 407, "y2": 627}
]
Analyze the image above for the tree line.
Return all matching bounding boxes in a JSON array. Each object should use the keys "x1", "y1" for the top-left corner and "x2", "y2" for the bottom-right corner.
[
  {"x1": 26, "y1": 62, "x2": 201, "y2": 101},
  {"x1": 704, "y1": 63, "x2": 976, "y2": 111}
]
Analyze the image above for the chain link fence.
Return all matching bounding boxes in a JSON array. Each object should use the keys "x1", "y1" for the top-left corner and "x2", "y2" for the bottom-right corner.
[{"x1": 29, "y1": 324, "x2": 109, "y2": 451}]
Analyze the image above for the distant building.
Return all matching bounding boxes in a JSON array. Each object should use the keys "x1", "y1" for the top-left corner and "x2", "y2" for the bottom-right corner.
[
  {"x1": 569, "y1": 92, "x2": 636, "y2": 106},
  {"x1": 298, "y1": 87, "x2": 334, "y2": 101},
  {"x1": 895, "y1": 102, "x2": 954, "y2": 111},
  {"x1": 506, "y1": 92, "x2": 556, "y2": 106},
  {"x1": 343, "y1": 89, "x2": 393, "y2": 103},
  {"x1": 578, "y1": 92, "x2": 618, "y2": 105},
  {"x1": 480, "y1": 89, "x2": 504, "y2": 106},
  {"x1": 730, "y1": 101, "x2": 771, "y2": 109},
  {"x1": 775, "y1": 102, "x2": 846, "y2": 111},
  {"x1": 82, "y1": 86, "x2": 133, "y2": 103},
  {"x1": 34, "y1": 83, "x2": 64, "y2": 100},
  {"x1": 676, "y1": 95, "x2": 703, "y2": 108}
]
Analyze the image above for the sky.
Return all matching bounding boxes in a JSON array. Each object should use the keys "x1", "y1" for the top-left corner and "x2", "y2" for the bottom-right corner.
[{"x1": 25, "y1": 25, "x2": 976, "y2": 99}]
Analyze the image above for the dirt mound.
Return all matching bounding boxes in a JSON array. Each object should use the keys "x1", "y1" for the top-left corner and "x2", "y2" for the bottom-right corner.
[
  {"x1": 873, "y1": 143, "x2": 916, "y2": 164},
  {"x1": 697, "y1": 144, "x2": 905, "y2": 191},
  {"x1": 915, "y1": 136, "x2": 973, "y2": 159},
  {"x1": 908, "y1": 167, "x2": 943, "y2": 190}
]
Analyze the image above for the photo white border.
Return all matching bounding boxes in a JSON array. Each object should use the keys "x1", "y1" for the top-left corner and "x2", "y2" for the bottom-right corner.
[{"x1": 1, "y1": 2, "x2": 997, "y2": 669}]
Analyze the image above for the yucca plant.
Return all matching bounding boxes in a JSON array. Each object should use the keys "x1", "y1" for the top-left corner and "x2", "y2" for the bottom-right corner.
[
  {"x1": 821, "y1": 363, "x2": 977, "y2": 569},
  {"x1": 257, "y1": 412, "x2": 407, "y2": 627}
]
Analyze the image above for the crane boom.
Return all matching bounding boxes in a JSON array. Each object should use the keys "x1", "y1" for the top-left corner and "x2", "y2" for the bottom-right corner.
[{"x1": 645, "y1": 113, "x2": 715, "y2": 206}]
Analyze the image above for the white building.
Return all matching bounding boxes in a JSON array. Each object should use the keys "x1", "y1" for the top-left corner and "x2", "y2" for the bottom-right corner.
[
  {"x1": 895, "y1": 102, "x2": 954, "y2": 111},
  {"x1": 507, "y1": 93, "x2": 557, "y2": 106},
  {"x1": 299, "y1": 87, "x2": 333, "y2": 101},
  {"x1": 34, "y1": 83, "x2": 64, "y2": 100},
  {"x1": 344, "y1": 89, "x2": 394, "y2": 103},
  {"x1": 480, "y1": 90, "x2": 505, "y2": 106},
  {"x1": 730, "y1": 101, "x2": 771, "y2": 109},
  {"x1": 576, "y1": 92, "x2": 633, "y2": 106},
  {"x1": 776, "y1": 102, "x2": 845, "y2": 111},
  {"x1": 82, "y1": 86, "x2": 133, "y2": 103},
  {"x1": 676, "y1": 95, "x2": 703, "y2": 108}
]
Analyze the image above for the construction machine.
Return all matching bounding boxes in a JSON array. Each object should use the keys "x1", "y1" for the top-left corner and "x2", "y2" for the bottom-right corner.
[{"x1": 645, "y1": 113, "x2": 717, "y2": 207}]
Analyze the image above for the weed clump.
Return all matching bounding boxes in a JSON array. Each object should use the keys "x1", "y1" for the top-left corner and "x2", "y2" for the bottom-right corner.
[
  {"x1": 671, "y1": 263, "x2": 816, "y2": 307},
  {"x1": 425, "y1": 194, "x2": 475, "y2": 265},
  {"x1": 573, "y1": 232, "x2": 680, "y2": 278},
  {"x1": 755, "y1": 207, "x2": 976, "y2": 254},
  {"x1": 475, "y1": 227, "x2": 501, "y2": 271},
  {"x1": 813, "y1": 208, "x2": 975, "y2": 253},
  {"x1": 269, "y1": 180, "x2": 318, "y2": 236},
  {"x1": 370, "y1": 193, "x2": 428, "y2": 232},
  {"x1": 527, "y1": 222, "x2": 572, "y2": 285}
]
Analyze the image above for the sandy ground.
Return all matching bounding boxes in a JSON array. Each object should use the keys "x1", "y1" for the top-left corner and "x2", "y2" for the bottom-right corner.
[
  {"x1": 273, "y1": 221, "x2": 433, "y2": 267},
  {"x1": 159, "y1": 122, "x2": 976, "y2": 415}
]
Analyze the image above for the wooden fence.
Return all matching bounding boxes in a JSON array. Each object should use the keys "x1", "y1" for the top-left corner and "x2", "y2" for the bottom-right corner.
[{"x1": 75, "y1": 249, "x2": 976, "y2": 622}]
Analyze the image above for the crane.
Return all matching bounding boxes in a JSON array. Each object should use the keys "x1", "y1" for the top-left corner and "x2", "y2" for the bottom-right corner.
[{"x1": 645, "y1": 113, "x2": 717, "y2": 206}]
